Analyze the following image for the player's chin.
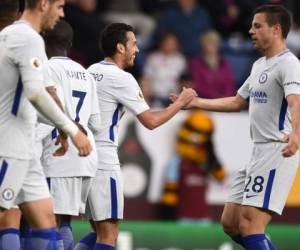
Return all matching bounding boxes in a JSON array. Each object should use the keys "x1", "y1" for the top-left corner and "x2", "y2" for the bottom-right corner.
[
  {"x1": 50, "y1": 22, "x2": 58, "y2": 30},
  {"x1": 128, "y1": 60, "x2": 135, "y2": 67}
]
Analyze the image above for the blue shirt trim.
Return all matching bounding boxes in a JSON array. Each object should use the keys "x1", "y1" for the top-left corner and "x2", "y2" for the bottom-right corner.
[
  {"x1": 109, "y1": 104, "x2": 122, "y2": 142},
  {"x1": 278, "y1": 97, "x2": 287, "y2": 131}
]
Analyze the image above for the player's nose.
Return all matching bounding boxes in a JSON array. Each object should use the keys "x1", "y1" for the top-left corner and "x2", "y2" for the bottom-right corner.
[{"x1": 60, "y1": 9, "x2": 65, "y2": 18}]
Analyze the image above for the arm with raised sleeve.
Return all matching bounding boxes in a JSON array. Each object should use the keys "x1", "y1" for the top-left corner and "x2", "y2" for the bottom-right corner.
[
  {"x1": 11, "y1": 32, "x2": 91, "y2": 155},
  {"x1": 280, "y1": 57, "x2": 300, "y2": 157}
]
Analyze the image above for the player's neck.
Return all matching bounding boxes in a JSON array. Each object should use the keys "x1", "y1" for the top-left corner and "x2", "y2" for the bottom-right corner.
[
  {"x1": 264, "y1": 40, "x2": 287, "y2": 59},
  {"x1": 105, "y1": 57, "x2": 124, "y2": 69},
  {"x1": 20, "y1": 10, "x2": 42, "y2": 32},
  {"x1": 47, "y1": 49, "x2": 67, "y2": 58}
]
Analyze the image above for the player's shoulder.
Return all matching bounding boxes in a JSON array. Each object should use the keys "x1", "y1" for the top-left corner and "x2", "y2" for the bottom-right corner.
[
  {"x1": 274, "y1": 51, "x2": 300, "y2": 75},
  {"x1": 253, "y1": 56, "x2": 265, "y2": 66},
  {"x1": 88, "y1": 61, "x2": 133, "y2": 80},
  {"x1": 249, "y1": 56, "x2": 265, "y2": 74},
  {"x1": 278, "y1": 50, "x2": 299, "y2": 64},
  {"x1": 3, "y1": 21, "x2": 42, "y2": 44},
  {"x1": 49, "y1": 56, "x2": 83, "y2": 69}
]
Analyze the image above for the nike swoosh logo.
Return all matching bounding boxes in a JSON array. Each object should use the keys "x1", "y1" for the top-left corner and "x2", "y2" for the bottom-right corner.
[{"x1": 246, "y1": 194, "x2": 258, "y2": 198}]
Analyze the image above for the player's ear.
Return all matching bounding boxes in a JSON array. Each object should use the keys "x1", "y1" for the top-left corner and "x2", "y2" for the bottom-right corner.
[
  {"x1": 116, "y1": 43, "x2": 125, "y2": 55},
  {"x1": 40, "y1": 0, "x2": 49, "y2": 13},
  {"x1": 273, "y1": 24, "x2": 281, "y2": 37}
]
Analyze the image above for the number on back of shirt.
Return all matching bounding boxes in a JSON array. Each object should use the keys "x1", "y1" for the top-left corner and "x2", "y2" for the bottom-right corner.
[{"x1": 72, "y1": 90, "x2": 86, "y2": 122}]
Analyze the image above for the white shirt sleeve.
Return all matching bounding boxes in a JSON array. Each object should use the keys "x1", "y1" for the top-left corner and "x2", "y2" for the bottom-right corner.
[
  {"x1": 113, "y1": 73, "x2": 150, "y2": 115},
  {"x1": 237, "y1": 76, "x2": 251, "y2": 100},
  {"x1": 279, "y1": 57, "x2": 300, "y2": 97},
  {"x1": 8, "y1": 32, "x2": 45, "y2": 85}
]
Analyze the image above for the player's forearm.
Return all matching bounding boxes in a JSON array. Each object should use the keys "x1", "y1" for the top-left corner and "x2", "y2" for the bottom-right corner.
[
  {"x1": 288, "y1": 95, "x2": 300, "y2": 139},
  {"x1": 37, "y1": 112, "x2": 54, "y2": 126},
  {"x1": 46, "y1": 86, "x2": 64, "y2": 111},
  {"x1": 24, "y1": 82, "x2": 78, "y2": 137},
  {"x1": 191, "y1": 95, "x2": 247, "y2": 112},
  {"x1": 138, "y1": 101, "x2": 183, "y2": 130}
]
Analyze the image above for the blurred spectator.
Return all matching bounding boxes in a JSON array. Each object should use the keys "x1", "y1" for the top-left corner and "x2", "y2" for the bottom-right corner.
[
  {"x1": 201, "y1": 0, "x2": 283, "y2": 38},
  {"x1": 189, "y1": 30, "x2": 235, "y2": 98},
  {"x1": 287, "y1": 11, "x2": 300, "y2": 58},
  {"x1": 160, "y1": 109, "x2": 226, "y2": 221},
  {"x1": 64, "y1": 0, "x2": 105, "y2": 66},
  {"x1": 140, "y1": 0, "x2": 177, "y2": 15},
  {"x1": 157, "y1": 0, "x2": 212, "y2": 57},
  {"x1": 142, "y1": 32, "x2": 187, "y2": 108},
  {"x1": 201, "y1": 0, "x2": 240, "y2": 38},
  {"x1": 102, "y1": 0, "x2": 156, "y2": 50}
]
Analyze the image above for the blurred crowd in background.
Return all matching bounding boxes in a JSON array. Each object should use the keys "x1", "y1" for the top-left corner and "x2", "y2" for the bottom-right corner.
[
  {"x1": 64, "y1": 0, "x2": 300, "y2": 108},
  {"x1": 61, "y1": 1, "x2": 300, "y2": 221}
]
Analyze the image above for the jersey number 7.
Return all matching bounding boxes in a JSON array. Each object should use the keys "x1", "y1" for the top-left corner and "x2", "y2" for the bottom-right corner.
[{"x1": 72, "y1": 90, "x2": 86, "y2": 122}]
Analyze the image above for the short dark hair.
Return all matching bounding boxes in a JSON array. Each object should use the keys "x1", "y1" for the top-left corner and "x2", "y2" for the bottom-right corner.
[
  {"x1": 19, "y1": 0, "x2": 25, "y2": 13},
  {"x1": 25, "y1": 0, "x2": 55, "y2": 10},
  {"x1": 25, "y1": 0, "x2": 39, "y2": 9},
  {"x1": 0, "y1": 0, "x2": 19, "y2": 19},
  {"x1": 43, "y1": 20, "x2": 73, "y2": 56},
  {"x1": 100, "y1": 23, "x2": 134, "y2": 57},
  {"x1": 254, "y1": 4, "x2": 291, "y2": 38}
]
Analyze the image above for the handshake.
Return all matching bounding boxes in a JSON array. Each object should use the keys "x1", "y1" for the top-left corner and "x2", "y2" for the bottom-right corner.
[{"x1": 169, "y1": 87, "x2": 198, "y2": 109}]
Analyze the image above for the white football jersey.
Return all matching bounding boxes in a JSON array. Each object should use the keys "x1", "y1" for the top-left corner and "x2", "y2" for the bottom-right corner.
[
  {"x1": 41, "y1": 57, "x2": 100, "y2": 177},
  {"x1": 0, "y1": 21, "x2": 48, "y2": 160},
  {"x1": 238, "y1": 50, "x2": 300, "y2": 142},
  {"x1": 88, "y1": 61, "x2": 149, "y2": 168}
]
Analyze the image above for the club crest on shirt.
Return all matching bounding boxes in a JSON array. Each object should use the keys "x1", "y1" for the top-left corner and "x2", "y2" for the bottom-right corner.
[
  {"x1": 136, "y1": 89, "x2": 145, "y2": 100},
  {"x1": 259, "y1": 72, "x2": 268, "y2": 84},
  {"x1": 30, "y1": 57, "x2": 42, "y2": 70},
  {"x1": 2, "y1": 188, "x2": 14, "y2": 201}
]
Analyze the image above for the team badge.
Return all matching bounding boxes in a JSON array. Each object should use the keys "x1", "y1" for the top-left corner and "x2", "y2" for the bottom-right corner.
[
  {"x1": 30, "y1": 57, "x2": 42, "y2": 70},
  {"x1": 259, "y1": 72, "x2": 268, "y2": 84},
  {"x1": 2, "y1": 188, "x2": 14, "y2": 201}
]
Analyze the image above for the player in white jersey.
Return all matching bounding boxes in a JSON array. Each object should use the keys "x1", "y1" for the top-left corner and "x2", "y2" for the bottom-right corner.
[
  {"x1": 75, "y1": 23, "x2": 197, "y2": 250},
  {"x1": 40, "y1": 20, "x2": 101, "y2": 250},
  {"x1": 0, "y1": 0, "x2": 92, "y2": 249},
  {"x1": 170, "y1": 5, "x2": 300, "y2": 250},
  {"x1": 0, "y1": 2, "x2": 25, "y2": 249}
]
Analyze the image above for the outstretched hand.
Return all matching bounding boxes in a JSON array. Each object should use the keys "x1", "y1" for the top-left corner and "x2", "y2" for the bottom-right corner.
[
  {"x1": 170, "y1": 87, "x2": 197, "y2": 109},
  {"x1": 169, "y1": 93, "x2": 178, "y2": 103}
]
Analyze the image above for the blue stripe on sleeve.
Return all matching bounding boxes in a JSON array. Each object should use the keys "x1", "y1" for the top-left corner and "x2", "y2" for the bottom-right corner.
[
  {"x1": 11, "y1": 78, "x2": 23, "y2": 116},
  {"x1": 0, "y1": 160, "x2": 8, "y2": 187},
  {"x1": 278, "y1": 97, "x2": 287, "y2": 131},
  {"x1": 51, "y1": 128, "x2": 57, "y2": 140},
  {"x1": 109, "y1": 104, "x2": 122, "y2": 142},
  {"x1": 110, "y1": 177, "x2": 118, "y2": 219},
  {"x1": 263, "y1": 169, "x2": 276, "y2": 209}
]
